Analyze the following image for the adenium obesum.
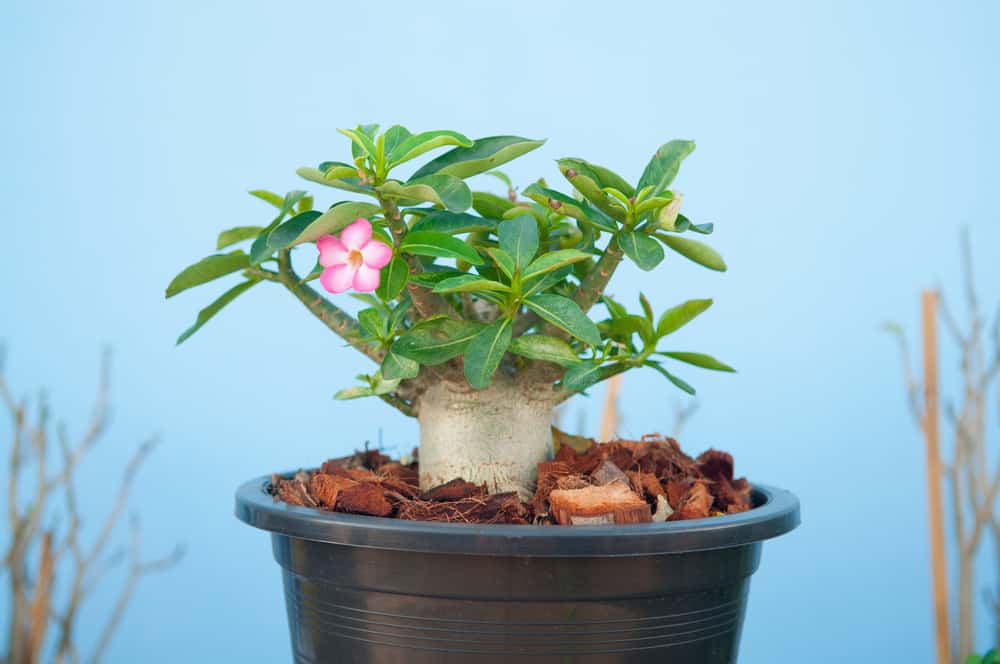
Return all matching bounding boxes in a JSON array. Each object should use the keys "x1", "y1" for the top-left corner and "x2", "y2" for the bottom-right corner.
[{"x1": 167, "y1": 124, "x2": 733, "y2": 495}]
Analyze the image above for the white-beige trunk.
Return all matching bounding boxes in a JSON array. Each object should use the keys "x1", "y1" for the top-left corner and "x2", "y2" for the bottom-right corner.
[{"x1": 417, "y1": 380, "x2": 555, "y2": 498}]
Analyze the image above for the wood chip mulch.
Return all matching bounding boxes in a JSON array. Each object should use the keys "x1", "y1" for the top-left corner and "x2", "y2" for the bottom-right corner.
[{"x1": 269, "y1": 432, "x2": 753, "y2": 525}]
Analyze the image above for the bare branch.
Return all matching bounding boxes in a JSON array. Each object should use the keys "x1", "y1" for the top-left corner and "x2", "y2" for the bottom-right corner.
[
  {"x1": 885, "y1": 322, "x2": 924, "y2": 428},
  {"x1": 87, "y1": 518, "x2": 183, "y2": 664},
  {"x1": 672, "y1": 400, "x2": 700, "y2": 439},
  {"x1": 3, "y1": 349, "x2": 181, "y2": 664}
]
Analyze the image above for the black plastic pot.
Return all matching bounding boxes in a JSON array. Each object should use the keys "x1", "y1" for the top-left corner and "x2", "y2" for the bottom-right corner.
[{"x1": 236, "y1": 476, "x2": 799, "y2": 663}]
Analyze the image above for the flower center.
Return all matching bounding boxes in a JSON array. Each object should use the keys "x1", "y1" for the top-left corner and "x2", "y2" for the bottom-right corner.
[{"x1": 347, "y1": 249, "x2": 363, "y2": 268}]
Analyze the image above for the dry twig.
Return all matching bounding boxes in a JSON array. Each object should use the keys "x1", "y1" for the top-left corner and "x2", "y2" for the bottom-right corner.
[{"x1": 1, "y1": 349, "x2": 182, "y2": 664}]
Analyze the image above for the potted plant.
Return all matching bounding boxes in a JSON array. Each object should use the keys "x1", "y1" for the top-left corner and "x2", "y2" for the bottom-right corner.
[{"x1": 168, "y1": 125, "x2": 799, "y2": 663}]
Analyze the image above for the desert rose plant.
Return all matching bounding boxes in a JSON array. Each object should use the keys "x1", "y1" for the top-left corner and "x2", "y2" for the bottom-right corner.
[{"x1": 167, "y1": 125, "x2": 733, "y2": 495}]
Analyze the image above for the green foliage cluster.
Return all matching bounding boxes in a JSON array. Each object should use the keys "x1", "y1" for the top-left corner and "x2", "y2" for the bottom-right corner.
[{"x1": 167, "y1": 124, "x2": 733, "y2": 410}]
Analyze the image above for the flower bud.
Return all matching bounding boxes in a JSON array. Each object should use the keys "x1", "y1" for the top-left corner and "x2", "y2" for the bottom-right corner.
[{"x1": 655, "y1": 195, "x2": 683, "y2": 230}]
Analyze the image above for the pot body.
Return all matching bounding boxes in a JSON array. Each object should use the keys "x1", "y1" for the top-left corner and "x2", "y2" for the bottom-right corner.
[{"x1": 237, "y1": 478, "x2": 799, "y2": 664}]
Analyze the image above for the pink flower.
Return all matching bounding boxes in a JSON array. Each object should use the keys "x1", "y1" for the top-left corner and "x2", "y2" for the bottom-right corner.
[{"x1": 316, "y1": 218, "x2": 392, "y2": 294}]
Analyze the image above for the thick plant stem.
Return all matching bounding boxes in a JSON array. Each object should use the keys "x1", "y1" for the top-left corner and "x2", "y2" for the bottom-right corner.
[
  {"x1": 574, "y1": 236, "x2": 625, "y2": 313},
  {"x1": 417, "y1": 379, "x2": 556, "y2": 498},
  {"x1": 247, "y1": 265, "x2": 385, "y2": 365}
]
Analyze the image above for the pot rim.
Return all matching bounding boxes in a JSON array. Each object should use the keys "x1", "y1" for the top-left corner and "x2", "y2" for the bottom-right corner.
[{"x1": 235, "y1": 474, "x2": 799, "y2": 557}]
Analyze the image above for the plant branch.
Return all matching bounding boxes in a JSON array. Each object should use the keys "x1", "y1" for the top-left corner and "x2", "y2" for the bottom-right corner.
[
  {"x1": 377, "y1": 197, "x2": 456, "y2": 320},
  {"x1": 572, "y1": 236, "x2": 625, "y2": 314},
  {"x1": 248, "y1": 259, "x2": 386, "y2": 365},
  {"x1": 87, "y1": 519, "x2": 183, "y2": 664},
  {"x1": 377, "y1": 393, "x2": 416, "y2": 418}
]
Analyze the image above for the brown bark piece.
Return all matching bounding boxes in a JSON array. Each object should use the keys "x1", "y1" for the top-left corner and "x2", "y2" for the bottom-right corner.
[
  {"x1": 275, "y1": 477, "x2": 317, "y2": 508},
  {"x1": 549, "y1": 482, "x2": 651, "y2": 525},
  {"x1": 591, "y1": 459, "x2": 629, "y2": 486},
  {"x1": 421, "y1": 478, "x2": 486, "y2": 502},
  {"x1": 337, "y1": 483, "x2": 393, "y2": 517},
  {"x1": 696, "y1": 449, "x2": 734, "y2": 482},
  {"x1": 309, "y1": 473, "x2": 358, "y2": 509},
  {"x1": 529, "y1": 462, "x2": 573, "y2": 516},
  {"x1": 397, "y1": 492, "x2": 527, "y2": 524},
  {"x1": 715, "y1": 477, "x2": 752, "y2": 513},
  {"x1": 628, "y1": 471, "x2": 666, "y2": 502},
  {"x1": 669, "y1": 481, "x2": 714, "y2": 521},
  {"x1": 378, "y1": 462, "x2": 419, "y2": 486}
]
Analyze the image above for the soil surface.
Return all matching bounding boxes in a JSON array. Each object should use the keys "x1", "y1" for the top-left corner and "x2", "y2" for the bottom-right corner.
[{"x1": 269, "y1": 430, "x2": 753, "y2": 525}]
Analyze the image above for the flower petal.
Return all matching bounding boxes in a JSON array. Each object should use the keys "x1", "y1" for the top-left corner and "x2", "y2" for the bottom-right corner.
[
  {"x1": 361, "y1": 239, "x2": 392, "y2": 269},
  {"x1": 320, "y1": 264, "x2": 357, "y2": 294},
  {"x1": 352, "y1": 264, "x2": 381, "y2": 292},
  {"x1": 317, "y1": 235, "x2": 348, "y2": 268},
  {"x1": 340, "y1": 218, "x2": 372, "y2": 251}
]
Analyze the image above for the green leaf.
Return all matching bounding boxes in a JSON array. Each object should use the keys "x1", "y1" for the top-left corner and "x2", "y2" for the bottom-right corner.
[
  {"x1": 216, "y1": 226, "x2": 264, "y2": 250},
  {"x1": 358, "y1": 308, "x2": 387, "y2": 340},
  {"x1": 472, "y1": 191, "x2": 516, "y2": 218},
  {"x1": 334, "y1": 385, "x2": 375, "y2": 400},
  {"x1": 432, "y1": 274, "x2": 511, "y2": 294},
  {"x1": 373, "y1": 375, "x2": 402, "y2": 395},
  {"x1": 498, "y1": 214, "x2": 539, "y2": 272},
  {"x1": 411, "y1": 136, "x2": 546, "y2": 180},
  {"x1": 296, "y1": 166, "x2": 374, "y2": 196},
  {"x1": 522, "y1": 183, "x2": 617, "y2": 232},
  {"x1": 410, "y1": 211, "x2": 497, "y2": 235},
  {"x1": 318, "y1": 160, "x2": 358, "y2": 180},
  {"x1": 644, "y1": 360, "x2": 696, "y2": 395},
  {"x1": 655, "y1": 233, "x2": 727, "y2": 272},
  {"x1": 599, "y1": 315, "x2": 651, "y2": 344},
  {"x1": 556, "y1": 158, "x2": 629, "y2": 219},
  {"x1": 338, "y1": 126, "x2": 378, "y2": 160},
  {"x1": 639, "y1": 293, "x2": 654, "y2": 322},
  {"x1": 636, "y1": 139, "x2": 696, "y2": 195},
  {"x1": 381, "y1": 350, "x2": 420, "y2": 381},
  {"x1": 392, "y1": 318, "x2": 484, "y2": 365},
  {"x1": 562, "y1": 362, "x2": 623, "y2": 392},
  {"x1": 407, "y1": 269, "x2": 464, "y2": 287},
  {"x1": 522, "y1": 264, "x2": 573, "y2": 298},
  {"x1": 619, "y1": 231, "x2": 665, "y2": 271},
  {"x1": 486, "y1": 170, "x2": 513, "y2": 189},
  {"x1": 268, "y1": 202, "x2": 382, "y2": 250},
  {"x1": 400, "y1": 231, "x2": 483, "y2": 265},
  {"x1": 509, "y1": 334, "x2": 579, "y2": 367},
  {"x1": 603, "y1": 295, "x2": 628, "y2": 319},
  {"x1": 248, "y1": 190, "x2": 284, "y2": 209},
  {"x1": 487, "y1": 248, "x2": 516, "y2": 280},
  {"x1": 175, "y1": 279, "x2": 257, "y2": 344},
  {"x1": 463, "y1": 317, "x2": 512, "y2": 388},
  {"x1": 165, "y1": 251, "x2": 249, "y2": 298},
  {"x1": 375, "y1": 257, "x2": 408, "y2": 301},
  {"x1": 387, "y1": 301, "x2": 410, "y2": 334},
  {"x1": 524, "y1": 294, "x2": 601, "y2": 347},
  {"x1": 589, "y1": 163, "x2": 634, "y2": 196},
  {"x1": 520, "y1": 249, "x2": 591, "y2": 283},
  {"x1": 249, "y1": 230, "x2": 274, "y2": 265},
  {"x1": 656, "y1": 298, "x2": 713, "y2": 337},
  {"x1": 378, "y1": 175, "x2": 472, "y2": 213},
  {"x1": 670, "y1": 214, "x2": 714, "y2": 235},
  {"x1": 381, "y1": 125, "x2": 412, "y2": 158},
  {"x1": 658, "y1": 351, "x2": 735, "y2": 372},
  {"x1": 387, "y1": 130, "x2": 473, "y2": 168}
]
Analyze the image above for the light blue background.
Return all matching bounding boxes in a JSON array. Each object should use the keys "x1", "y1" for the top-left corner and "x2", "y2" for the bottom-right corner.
[{"x1": 3, "y1": 0, "x2": 999, "y2": 661}]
